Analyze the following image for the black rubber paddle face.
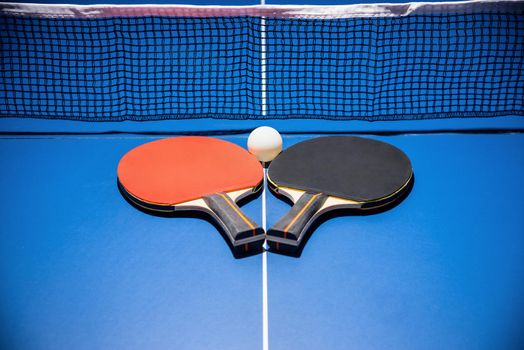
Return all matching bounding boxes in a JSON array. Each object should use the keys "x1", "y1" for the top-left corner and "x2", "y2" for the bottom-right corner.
[
  {"x1": 267, "y1": 136, "x2": 414, "y2": 256},
  {"x1": 268, "y1": 136, "x2": 412, "y2": 203}
]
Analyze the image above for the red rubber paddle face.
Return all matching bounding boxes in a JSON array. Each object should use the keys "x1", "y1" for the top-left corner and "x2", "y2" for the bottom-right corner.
[{"x1": 117, "y1": 136, "x2": 263, "y2": 206}]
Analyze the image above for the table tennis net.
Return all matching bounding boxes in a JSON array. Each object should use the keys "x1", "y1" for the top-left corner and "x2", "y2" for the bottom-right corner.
[{"x1": 1, "y1": 2, "x2": 523, "y2": 121}]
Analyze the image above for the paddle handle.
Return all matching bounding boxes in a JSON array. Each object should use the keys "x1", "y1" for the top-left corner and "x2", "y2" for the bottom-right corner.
[
  {"x1": 203, "y1": 193, "x2": 264, "y2": 243},
  {"x1": 267, "y1": 192, "x2": 328, "y2": 241}
]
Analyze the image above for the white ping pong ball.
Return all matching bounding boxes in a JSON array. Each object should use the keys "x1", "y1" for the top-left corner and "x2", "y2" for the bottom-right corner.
[{"x1": 247, "y1": 126, "x2": 283, "y2": 162}]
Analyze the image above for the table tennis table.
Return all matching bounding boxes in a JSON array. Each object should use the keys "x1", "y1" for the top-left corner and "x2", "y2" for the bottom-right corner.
[
  {"x1": 2, "y1": 128, "x2": 524, "y2": 349},
  {"x1": 1, "y1": 1, "x2": 524, "y2": 349}
]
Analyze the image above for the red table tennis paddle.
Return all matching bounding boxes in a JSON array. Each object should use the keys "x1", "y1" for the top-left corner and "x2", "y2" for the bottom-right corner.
[
  {"x1": 267, "y1": 136, "x2": 413, "y2": 254},
  {"x1": 117, "y1": 136, "x2": 265, "y2": 253}
]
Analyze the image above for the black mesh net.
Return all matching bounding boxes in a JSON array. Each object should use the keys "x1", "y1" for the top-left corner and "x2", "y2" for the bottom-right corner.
[{"x1": 1, "y1": 4, "x2": 523, "y2": 121}]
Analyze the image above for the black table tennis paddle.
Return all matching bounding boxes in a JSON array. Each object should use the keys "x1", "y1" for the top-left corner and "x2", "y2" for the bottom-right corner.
[{"x1": 267, "y1": 136, "x2": 413, "y2": 253}]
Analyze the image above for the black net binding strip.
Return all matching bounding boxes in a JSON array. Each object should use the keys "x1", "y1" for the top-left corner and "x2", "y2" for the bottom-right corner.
[{"x1": 0, "y1": 2, "x2": 523, "y2": 121}]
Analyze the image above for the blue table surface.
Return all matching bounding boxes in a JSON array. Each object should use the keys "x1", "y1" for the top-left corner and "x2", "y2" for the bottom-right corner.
[{"x1": 1, "y1": 132, "x2": 523, "y2": 349}]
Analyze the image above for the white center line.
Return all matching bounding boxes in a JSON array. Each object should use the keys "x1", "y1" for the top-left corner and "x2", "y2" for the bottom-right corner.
[
  {"x1": 260, "y1": 2, "x2": 269, "y2": 348},
  {"x1": 262, "y1": 168, "x2": 269, "y2": 350}
]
